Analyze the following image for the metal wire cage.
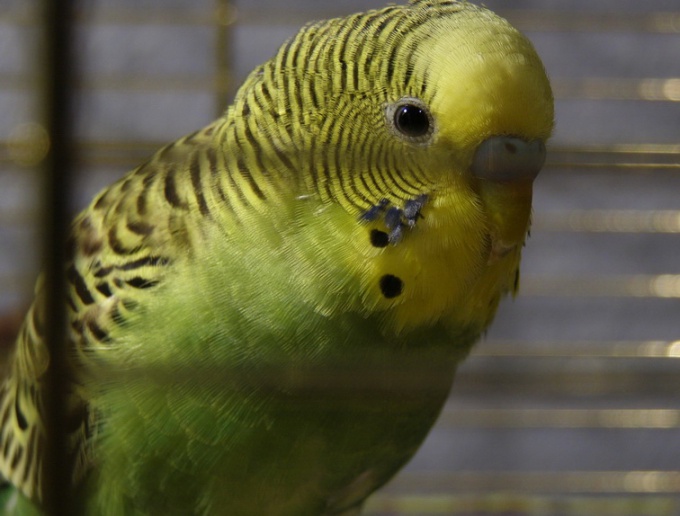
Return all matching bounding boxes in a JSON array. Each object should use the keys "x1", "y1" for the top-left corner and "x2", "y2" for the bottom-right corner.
[{"x1": 1, "y1": 0, "x2": 679, "y2": 514}]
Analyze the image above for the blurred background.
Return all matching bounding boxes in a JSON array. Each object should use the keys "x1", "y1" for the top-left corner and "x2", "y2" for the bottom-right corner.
[{"x1": 1, "y1": 0, "x2": 679, "y2": 514}]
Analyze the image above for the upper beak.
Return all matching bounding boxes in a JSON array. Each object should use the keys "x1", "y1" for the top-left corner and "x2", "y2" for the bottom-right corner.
[
  {"x1": 470, "y1": 136, "x2": 547, "y2": 259},
  {"x1": 471, "y1": 136, "x2": 546, "y2": 184}
]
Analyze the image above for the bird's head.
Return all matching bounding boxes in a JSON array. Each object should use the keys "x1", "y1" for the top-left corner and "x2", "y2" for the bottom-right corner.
[{"x1": 227, "y1": 0, "x2": 554, "y2": 334}]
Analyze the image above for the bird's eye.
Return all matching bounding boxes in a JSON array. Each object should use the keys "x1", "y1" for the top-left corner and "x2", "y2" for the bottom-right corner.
[
  {"x1": 395, "y1": 104, "x2": 430, "y2": 137},
  {"x1": 386, "y1": 97, "x2": 434, "y2": 143}
]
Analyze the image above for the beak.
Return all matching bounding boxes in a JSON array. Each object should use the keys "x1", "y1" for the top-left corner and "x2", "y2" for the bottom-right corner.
[{"x1": 471, "y1": 136, "x2": 547, "y2": 259}]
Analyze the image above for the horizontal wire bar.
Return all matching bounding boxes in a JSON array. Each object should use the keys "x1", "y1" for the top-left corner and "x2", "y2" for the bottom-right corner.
[
  {"x1": 0, "y1": 8, "x2": 229, "y2": 27},
  {"x1": 475, "y1": 339, "x2": 680, "y2": 359},
  {"x1": 5, "y1": 141, "x2": 679, "y2": 158},
  {"x1": 547, "y1": 144, "x2": 680, "y2": 170},
  {"x1": 2, "y1": 6, "x2": 680, "y2": 32},
  {"x1": 0, "y1": 75, "x2": 234, "y2": 94},
  {"x1": 365, "y1": 493, "x2": 679, "y2": 515},
  {"x1": 452, "y1": 370, "x2": 680, "y2": 398},
  {"x1": 520, "y1": 274, "x2": 680, "y2": 298},
  {"x1": 437, "y1": 408, "x2": 680, "y2": 429},
  {"x1": 4, "y1": 201, "x2": 680, "y2": 235},
  {"x1": 3, "y1": 74, "x2": 680, "y2": 104},
  {"x1": 3, "y1": 254, "x2": 680, "y2": 304},
  {"x1": 532, "y1": 210, "x2": 680, "y2": 233},
  {"x1": 1, "y1": 140, "x2": 680, "y2": 169},
  {"x1": 546, "y1": 162, "x2": 680, "y2": 170},
  {"x1": 553, "y1": 77, "x2": 680, "y2": 101},
  {"x1": 3, "y1": 249, "x2": 680, "y2": 303},
  {"x1": 0, "y1": 316, "x2": 676, "y2": 400},
  {"x1": 377, "y1": 471, "x2": 680, "y2": 495},
  {"x1": 552, "y1": 143, "x2": 680, "y2": 155},
  {"x1": 501, "y1": 10, "x2": 680, "y2": 33}
]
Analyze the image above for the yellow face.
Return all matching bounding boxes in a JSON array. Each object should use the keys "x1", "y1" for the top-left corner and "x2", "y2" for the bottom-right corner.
[
  {"x1": 350, "y1": 5, "x2": 554, "y2": 335},
  {"x1": 252, "y1": 2, "x2": 555, "y2": 337},
  {"x1": 428, "y1": 18, "x2": 554, "y2": 154}
]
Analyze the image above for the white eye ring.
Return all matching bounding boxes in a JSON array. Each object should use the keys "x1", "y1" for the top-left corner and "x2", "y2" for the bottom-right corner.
[{"x1": 386, "y1": 97, "x2": 435, "y2": 144}]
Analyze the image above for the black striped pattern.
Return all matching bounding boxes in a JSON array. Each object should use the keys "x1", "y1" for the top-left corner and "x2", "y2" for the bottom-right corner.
[
  {"x1": 216, "y1": 0, "x2": 467, "y2": 213},
  {"x1": 0, "y1": 374, "x2": 43, "y2": 499}
]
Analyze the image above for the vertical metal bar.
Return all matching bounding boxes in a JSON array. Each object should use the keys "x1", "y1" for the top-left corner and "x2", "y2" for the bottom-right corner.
[
  {"x1": 215, "y1": 0, "x2": 236, "y2": 115},
  {"x1": 41, "y1": 0, "x2": 76, "y2": 513}
]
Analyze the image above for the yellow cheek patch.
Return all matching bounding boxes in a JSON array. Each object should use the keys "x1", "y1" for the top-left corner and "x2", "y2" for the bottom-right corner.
[{"x1": 353, "y1": 187, "x2": 496, "y2": 335}]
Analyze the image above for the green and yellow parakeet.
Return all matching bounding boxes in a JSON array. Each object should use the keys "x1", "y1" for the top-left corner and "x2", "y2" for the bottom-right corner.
[{"x1": 0, "y1": 0, "x2": 553, "y2": 514}]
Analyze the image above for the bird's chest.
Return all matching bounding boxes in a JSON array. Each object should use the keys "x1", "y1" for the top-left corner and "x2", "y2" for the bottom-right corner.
[
  {"x1": 200, "y1": 333, "x2": 463, "y2": 515},
  {"x1": 96, "y1": 330, "x2": 465, "y2": 516}
]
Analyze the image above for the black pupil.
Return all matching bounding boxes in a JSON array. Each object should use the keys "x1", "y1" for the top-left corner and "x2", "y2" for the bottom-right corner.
[{"x1": 395, "y1": 104, "x2": 430, "y2": 138}]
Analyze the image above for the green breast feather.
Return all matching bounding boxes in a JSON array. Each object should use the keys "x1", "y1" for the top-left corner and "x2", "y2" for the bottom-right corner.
[{"x1": 0, "y1": 0, "x2": 553, "y2": 514}]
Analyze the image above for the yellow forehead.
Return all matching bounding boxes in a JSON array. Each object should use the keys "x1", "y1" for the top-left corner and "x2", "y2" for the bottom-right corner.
[{"x1": 413, "y1": 8, "x2": 554, "y2": 147}]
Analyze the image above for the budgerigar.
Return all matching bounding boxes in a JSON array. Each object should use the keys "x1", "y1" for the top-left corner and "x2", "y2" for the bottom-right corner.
[{"x1": 0, "y1": 0, "x2": 554, "y2": 514}]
